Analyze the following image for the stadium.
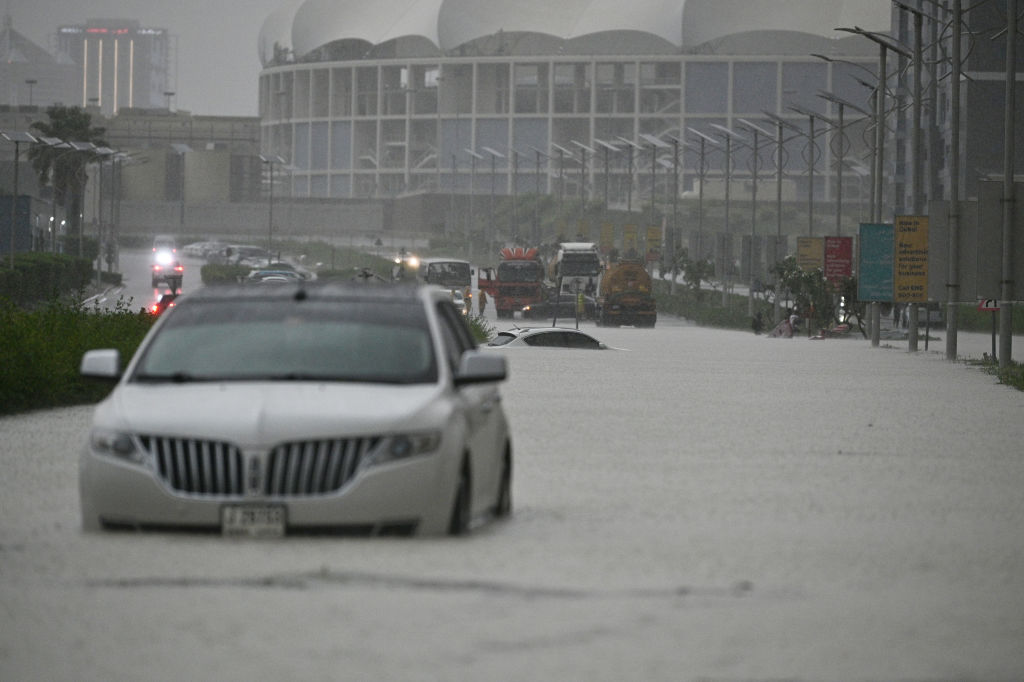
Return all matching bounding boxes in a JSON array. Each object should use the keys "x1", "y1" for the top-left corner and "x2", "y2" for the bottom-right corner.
[{"x1": 256, "y1": 0, "x2": 891, "y2": 254}]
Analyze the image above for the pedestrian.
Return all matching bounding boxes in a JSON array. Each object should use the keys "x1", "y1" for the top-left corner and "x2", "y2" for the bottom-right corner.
[
  {"x1": 752, "y1": 310, "x2": 764, "y2": 334},
  {"x1": 478, "y1": 288, "x2": 488, "y2": 316}
]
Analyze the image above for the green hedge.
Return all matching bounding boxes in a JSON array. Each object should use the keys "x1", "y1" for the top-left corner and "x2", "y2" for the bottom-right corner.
[
  {"x1": 0, "y1": 253, "x2": 94, "y2": 305},
  {"x1": 0, "y1": 296, "x2": 156, "y2": 415}
]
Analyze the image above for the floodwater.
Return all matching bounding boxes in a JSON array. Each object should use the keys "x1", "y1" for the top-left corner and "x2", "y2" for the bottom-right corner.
[{"x1": 1, "y1": 318, "x2": 1022, "y2": 681}]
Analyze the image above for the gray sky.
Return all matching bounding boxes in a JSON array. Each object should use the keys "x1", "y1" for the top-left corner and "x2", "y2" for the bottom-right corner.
[{"x1": 8, "y1": 0, "x2": 284, "y2": 116}]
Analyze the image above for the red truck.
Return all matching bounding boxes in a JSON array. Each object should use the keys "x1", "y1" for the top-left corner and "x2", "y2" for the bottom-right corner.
[{"x1": 478, "y1": 247, "x2": 546, "y2": 318}]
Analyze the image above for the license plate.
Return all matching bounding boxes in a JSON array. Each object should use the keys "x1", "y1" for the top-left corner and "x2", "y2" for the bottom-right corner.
[{"x1": 221, "y1": 505, "x2": 286, "y2": 538}]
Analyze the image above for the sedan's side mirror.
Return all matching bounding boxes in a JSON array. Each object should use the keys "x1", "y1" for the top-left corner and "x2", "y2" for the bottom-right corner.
[
  {"x1": 454, "y1": 351, "x2": 507, "y2": 385},
  {"x1": 80, "y1": 349, "x2": 121, "y2": 380}
]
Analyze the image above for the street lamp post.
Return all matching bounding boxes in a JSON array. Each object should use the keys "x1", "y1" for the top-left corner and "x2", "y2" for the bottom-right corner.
[
  {"x1": 171, "y1": 143, "x2": 191, "y2": 232},
  {"x1": 686, "y1": 128, "x2": 720, "y2": 269},
  {"x1": 593, "y1": 139, "x2": 620, "y2": 212},
  {"x1": 817, "y1": 91, "x2": 872, "y2": 239},
  {"x1": 465, "y1": 148, "x2": 483, "y2": 258},
  {"x1": 572, "y1": 140, "x2": 596, "y2": 233},
  {"x1": 260, "y1": 154, "x2": 285, "y2": 257},
  {"x1": 616, "y1": 136, "x2": 643, "y2": 213},
  {"x1": 1, "y1": 131, "x2": 38, "y2": 269},
  {"x1": 837, "y1": 26, "x2": 912, "y2": 348},
  {"x1": 482, "y1": 147, "x2": 505, "y2": 254}
]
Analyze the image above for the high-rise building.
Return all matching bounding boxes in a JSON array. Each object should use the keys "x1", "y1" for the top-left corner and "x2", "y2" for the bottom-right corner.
[{"x1": 57, "y1": 18, "x2": 174, "y2": 115}]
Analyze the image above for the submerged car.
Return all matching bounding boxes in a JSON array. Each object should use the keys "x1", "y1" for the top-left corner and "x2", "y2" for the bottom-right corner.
[
  {"x1": 79, "y1": 283, "x2": 512, "y2": 537},
  {"x1": 486, "y1": 326, "x2": 606, "y2": 350}
]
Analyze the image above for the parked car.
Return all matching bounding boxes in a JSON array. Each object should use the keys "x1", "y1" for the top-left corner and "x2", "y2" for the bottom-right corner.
[
  {"x1": 486, "y1": 326, "x2": 607, "y2": 350},
  {"x1": 78, "y1": 283, "x2": 512, "y2": 537},
  {"x1": 519, "y1": 293, "x2": 597, "y2": 320}
]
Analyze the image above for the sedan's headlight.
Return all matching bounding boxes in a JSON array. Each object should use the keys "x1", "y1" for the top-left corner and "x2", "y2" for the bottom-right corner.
[
  {"x1": 90, "y1": 429, "x2": 144, "y2": 464},
  {"x1": 367, "y1": 432, "x2": 441, "y2": 467}
]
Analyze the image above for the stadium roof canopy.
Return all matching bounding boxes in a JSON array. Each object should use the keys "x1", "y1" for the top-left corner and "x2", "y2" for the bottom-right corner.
[{"x1": 259, "y1": 0, "x2": 892, "y2": 66}]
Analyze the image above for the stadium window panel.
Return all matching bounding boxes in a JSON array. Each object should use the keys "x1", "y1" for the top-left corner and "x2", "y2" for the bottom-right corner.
[
  {"x1": 733, "y1": 62, "x2": 777, "y2": 114},
  {"x1": 331, "y1": 121, "x2": 352, "y2": 170},
  {"x1": 311, "y1": 122, "x2": 328, "y2": 170},
  {"x1": 686, "y1": 62, "x2": 728, "y2": 114},
  {"x1": 782, "y1": 62, "x2": 827, "y2": 114},
  {"x1": 295, "y1": 123, "x2": 310, "y2": 170}
]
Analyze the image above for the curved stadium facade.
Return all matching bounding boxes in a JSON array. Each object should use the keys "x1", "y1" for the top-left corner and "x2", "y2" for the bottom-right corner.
[{"x1": 257, "y1": 0, "x2": 890, "y2": 240}]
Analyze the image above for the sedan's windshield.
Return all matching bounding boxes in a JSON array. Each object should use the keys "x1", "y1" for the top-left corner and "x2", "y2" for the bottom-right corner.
[{"x1": 133, "y1": 298, "x2": 437, "y2": 384}]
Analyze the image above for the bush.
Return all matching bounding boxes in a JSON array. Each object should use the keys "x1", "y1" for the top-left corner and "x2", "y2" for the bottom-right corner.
[
  {"x1": 0, "y1": 252, "x2": 93, "y2": 304},
  {"x1": 0, "y1": 295, "x2": 155, "y2": 415}
]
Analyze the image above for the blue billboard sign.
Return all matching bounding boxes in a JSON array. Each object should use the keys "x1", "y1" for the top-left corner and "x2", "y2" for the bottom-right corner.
[{"x1": 858, "y1": 223, "x2": 893, "y2": 302}]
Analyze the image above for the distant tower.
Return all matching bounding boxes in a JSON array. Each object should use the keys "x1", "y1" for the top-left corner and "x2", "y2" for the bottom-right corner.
[{"x1": 57, "y1": 18, "x2": 173, "y2": 114}]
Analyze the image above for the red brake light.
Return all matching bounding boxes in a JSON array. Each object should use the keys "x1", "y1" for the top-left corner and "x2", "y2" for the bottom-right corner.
[
  {"x1": 174, "y1": 265, "x2": 184, "y2": 273},
  {"x1": 148, "y1": 303, "x2": 159, "y2": 314}
]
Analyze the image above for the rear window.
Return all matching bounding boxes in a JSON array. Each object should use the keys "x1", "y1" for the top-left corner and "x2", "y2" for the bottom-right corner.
[{"x1": 486, "y1": 332, "x2": 517, "y2": 347}]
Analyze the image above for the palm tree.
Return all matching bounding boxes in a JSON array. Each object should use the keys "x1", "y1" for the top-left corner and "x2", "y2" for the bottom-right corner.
[{"x1": 28, "y1": 105, "x2": 108, "y2": 255}]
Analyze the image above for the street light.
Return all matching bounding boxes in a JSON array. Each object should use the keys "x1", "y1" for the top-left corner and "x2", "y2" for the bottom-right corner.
[
  {"x1": 91, "y1": 146, "x2": 116, "y2": 285},
  {"x1": 465, "y1": 148, "x2": 484, "y2": 257},
  {"x1": 709, "y1": 124, "x2": 747, "y2": 308},
  {"x1": 571, "y1": 140, "x2": 596, "y2": 231},
  {"x1": 817, "y1": 91, "x2": 872, "y2": 238},
  {"x1": 1, "y1": 131, "x2": 37, "y2": 269},
  {"x1": 592, "y1": 138, "x2": 620, "y2": 211},
  {"x1": 260, "y1": 153, "x2": 285, "y2": 257},
  {"x1": 481, "y1": 146, "x2": 504, "y2": 254},
  {"x1": 616, "y1": 136, "x2": 643, "y2": 212},
  {"x1": 836, "y1": 25, "x2": 912, "y2": 347},
  {"x1": 171, "y1": 143, "x2": 191, "y2": 231},
  {"x1": 686, "y1": 127, "x2": 721, "y2": 267}
]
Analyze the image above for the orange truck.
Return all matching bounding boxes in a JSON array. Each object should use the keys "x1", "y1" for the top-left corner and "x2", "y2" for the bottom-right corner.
[
  {"x1": 597, "y1": 259, "x2": 657, "y2": 327},
  {"x1": 478, "y1": 247, "x2": 546, "y2": 319}
]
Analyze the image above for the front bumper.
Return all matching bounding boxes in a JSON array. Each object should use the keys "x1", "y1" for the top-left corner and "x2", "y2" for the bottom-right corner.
[{"x1": 79, "y1": 447, "x2": 457, "y2": 536}]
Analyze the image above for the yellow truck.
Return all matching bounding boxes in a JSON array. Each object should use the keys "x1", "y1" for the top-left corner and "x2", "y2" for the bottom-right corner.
[{"x1": 597, "y1": 259, "x2": 657, "y2": 327}]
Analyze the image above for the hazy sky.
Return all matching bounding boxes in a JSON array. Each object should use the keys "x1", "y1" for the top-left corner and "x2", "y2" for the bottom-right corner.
[{"x1": 8, "y1": 0, "x2": 285, "y2": 116}]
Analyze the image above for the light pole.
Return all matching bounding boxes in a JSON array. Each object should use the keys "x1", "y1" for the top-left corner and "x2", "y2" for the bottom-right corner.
[
  {"x1": 817, "y1": 91, "x2": 872, "y2": 238},
  {"x1": 91, "y1": 146, "x2": 116, "y2": 285},
  {"x1": 593, "y1": 139, "x2": 620, "y2": 212},
  {"x1": 171, "y1": 143, "x2": 191, "y2": 232},
  {"x1": 481, "y1": 146, "x2": 504, "y2": 254},
  {"x1": 571, "y1": 140, "x2": 596, "y2": 232},
  {"x1": 1, "y1": 131, "x2": 37, "y2": 269},
  {"x1": 551, "y1": 144, "x2": 574, "y2": 228},
  {"x1": 837, "y1": 26, "x2": 912, "y2": 347},
  {"x1": 687, "y1": 128, "x2": 721, "y2": 268},
  {"x1": 616, "y1": 136, "x2": 643, "y2": 213},
  {"x1": 25, "y1": 79, "x2": 37, "y2": 106},
  {"x1": 465, "y1": 148, "x2": 483, "y2": 257},
  {"x1": 260, "y1": 154, "x2": 285, "y2": 257}
]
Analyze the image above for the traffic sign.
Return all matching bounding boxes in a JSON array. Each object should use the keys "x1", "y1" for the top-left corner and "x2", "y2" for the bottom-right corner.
[{"x1": 977, "y1": 299, "x2": 1000, "y2": 311}]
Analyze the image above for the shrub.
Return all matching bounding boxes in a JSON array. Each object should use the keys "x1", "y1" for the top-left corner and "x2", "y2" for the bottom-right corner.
[{"x1": 0, "y1": 295, "x2": 155, "y2": 415}]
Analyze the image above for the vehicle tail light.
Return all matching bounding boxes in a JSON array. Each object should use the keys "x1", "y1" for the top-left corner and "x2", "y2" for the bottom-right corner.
[
  {"x1": 174, "y1": 265, "x2": 184, "y2": 273},
  {"x1": 148, "y1": 303, "x2": 160, "y2": 314}
]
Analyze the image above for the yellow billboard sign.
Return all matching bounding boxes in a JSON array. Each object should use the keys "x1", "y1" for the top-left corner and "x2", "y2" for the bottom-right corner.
[
  {"x1": 796, "y1": 237, "x2": 824, "y2": 271},
  {"x1": 894, "y1": 215, "x2": 928, "y2": 302}
]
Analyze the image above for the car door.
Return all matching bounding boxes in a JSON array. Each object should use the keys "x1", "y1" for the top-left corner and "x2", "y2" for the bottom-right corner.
[{"x1": 435, "y1": 302, "x2": 504, "y2": 516}]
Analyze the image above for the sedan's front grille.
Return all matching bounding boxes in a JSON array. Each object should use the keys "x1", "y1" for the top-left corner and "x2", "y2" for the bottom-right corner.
[
  {"x1": 264, "y1": 438, "x2": 379, "y2": 496},
  {"x1": 142, "y1": 436, "x2": 245, "y2": 496}
]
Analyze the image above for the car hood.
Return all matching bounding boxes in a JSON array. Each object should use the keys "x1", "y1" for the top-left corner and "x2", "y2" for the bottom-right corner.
[{"x1": 95, "y1": 382, "x2": 447, "y2": 447}]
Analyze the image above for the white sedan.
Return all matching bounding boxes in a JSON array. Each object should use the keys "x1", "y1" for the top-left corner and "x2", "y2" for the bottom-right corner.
[{"x1": 79, "y1": 283, "x2": 512, "y2": 537}]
